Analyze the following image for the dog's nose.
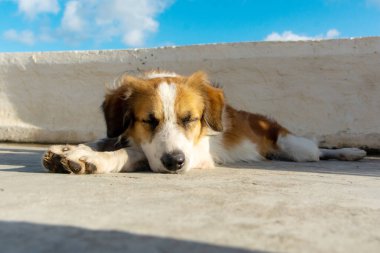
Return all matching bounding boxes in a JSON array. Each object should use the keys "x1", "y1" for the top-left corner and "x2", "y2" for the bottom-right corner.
[{"x1": 160, "y1": 150, "x2": 185, "y2": 171}]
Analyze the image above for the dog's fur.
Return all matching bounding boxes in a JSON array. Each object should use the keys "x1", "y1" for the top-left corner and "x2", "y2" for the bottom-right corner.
[{"x1": 42, "y1": 71, "x2": 366, "y2": 174}]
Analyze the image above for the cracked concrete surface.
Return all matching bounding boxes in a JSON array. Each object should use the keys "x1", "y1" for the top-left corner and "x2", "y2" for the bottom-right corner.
[{"x1": 0, "y1": 143, "x2": 379, "y2": 253}]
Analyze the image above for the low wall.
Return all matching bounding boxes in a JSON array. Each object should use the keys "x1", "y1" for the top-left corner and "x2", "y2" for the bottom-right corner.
[{"x1": 1, "y1": 37, "x2": 379, "y2": 149}]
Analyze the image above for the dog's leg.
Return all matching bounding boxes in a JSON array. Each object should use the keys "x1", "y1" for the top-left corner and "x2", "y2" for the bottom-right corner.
[
  {"x1": 42, "y1": 137, "x2": 146, "y2": 174},
  {"x1": 60, "y1": 147, "x2": 145, "y2": 174},
  {"x1": 42, "y1": 138, "x2": 120, "y2": 173},
  {"x1": 319, "y1": 148, "x2": 366, "y2": 161},
  {"x1": 43, "y1": 144, "x2": 145, "y2": 174},
  {"x1": 276, "y1": 134, "x2": 320, "y2": 162}
]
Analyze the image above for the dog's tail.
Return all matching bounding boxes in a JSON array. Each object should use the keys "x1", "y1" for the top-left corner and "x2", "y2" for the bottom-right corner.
[
  {"x1": 275, "y1": 134, "x2": 367, "y2": 161},
  {"x1": 319, "y1": 148, "x2": 367, "y2": 161}
]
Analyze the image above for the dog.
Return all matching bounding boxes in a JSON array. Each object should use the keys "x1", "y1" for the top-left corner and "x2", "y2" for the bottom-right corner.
[{"x1": 42, "y1": 70, "x2": 367, "y2": 174}]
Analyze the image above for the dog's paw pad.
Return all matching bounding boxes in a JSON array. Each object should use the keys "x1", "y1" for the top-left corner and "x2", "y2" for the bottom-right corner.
[
  {"x1": 42, "y1": 151, "x2": 69, "y2": 173},
  {"x1": 60, "y1": 156, "x2": 98, "y2": 174},
  {"x1": 84, "y1": 161, "x2": 97, "y2": 174},
  {"x1": 61, "y1": 158, "x2": 84, "y2": 174},
  {"x1": 78, "y1": 156, "x2": 97, "y2": 174},
  {"x1": 42, "y1": 151, "x2": 53, "y2": 166}
]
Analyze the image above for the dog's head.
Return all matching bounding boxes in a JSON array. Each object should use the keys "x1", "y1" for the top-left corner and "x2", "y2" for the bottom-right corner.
[{"x1": 102, "y1": 71, "x2": 224, "y2": 173}]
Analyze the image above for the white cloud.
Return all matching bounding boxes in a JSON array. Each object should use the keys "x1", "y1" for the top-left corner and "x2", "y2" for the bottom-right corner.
[
  {"x1": 15, "y1": 0, "x2": 59, "y2": 19},
  {"x1": 326, "y1": 29, "x2": 340, "y2": 38},
  {"x1": 59, "y1": 0, "x2": 174, "y2": 47},
  {"x1": 7, "y1": 0, "x2": 173, "y2": 47},
  {"x1": 61, "y1": 1, "x2": 84, "y2": 33},
  {"x1": 265, "y1": 29, "x2": 341, "y2": 41},
  {"x1": 123, "y1": 30, "x2": 145, "y2": 46},
  {"x1": 3, "y1": 29, "x2": 36, "y2": 45}
]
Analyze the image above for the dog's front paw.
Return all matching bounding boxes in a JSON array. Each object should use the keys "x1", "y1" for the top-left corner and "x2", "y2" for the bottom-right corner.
[
  {"x1": 42, "y1": 145, "x2": 75, "y2": 173},
  {"x1": 60, "y1": 155, "x2": 98, "y2": 174}
]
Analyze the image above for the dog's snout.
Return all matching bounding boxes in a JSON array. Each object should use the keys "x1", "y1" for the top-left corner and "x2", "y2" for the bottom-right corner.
[{"x1": 160, "y1": 150, "x2": 185, "y2": 171}]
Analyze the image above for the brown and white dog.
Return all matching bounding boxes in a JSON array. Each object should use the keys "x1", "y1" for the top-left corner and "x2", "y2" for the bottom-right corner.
[{"x1": 42, "y1": 71, "x2": 366, "y2": 174}]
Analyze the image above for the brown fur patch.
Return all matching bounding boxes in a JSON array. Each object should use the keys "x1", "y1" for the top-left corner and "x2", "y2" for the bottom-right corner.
[
  {"x1": 223, "y1": 105, "x2": 290, "y2": 157},
  {"x1": 175, "y1": 81, "x2": 205, "y2": 143},
  {"x1": 186, "y1": 71, "x2": 225, "y2": 132},
  {"x1": 102, "y1": 85, "x2": 132, "y2": 138}
]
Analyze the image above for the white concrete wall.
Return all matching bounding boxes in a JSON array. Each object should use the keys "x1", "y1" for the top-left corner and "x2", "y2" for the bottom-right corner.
[{"x1": 1, "y1": 37, "x2": 379, "y2": 149}]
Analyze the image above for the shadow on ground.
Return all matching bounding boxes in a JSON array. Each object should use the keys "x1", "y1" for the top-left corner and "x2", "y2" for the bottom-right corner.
[
  {"x1": 231, "y1": 158, "x2": 380, "y2": 177},
  {"x1": 0, "y1": 147, "x2": 45, "y2": 173},
  {"x1": 0, "y1": 221, "x2": 263, "y2": 253},
  {"x1": 1, "y1": 146, "x2": 379, "y2": 177}
]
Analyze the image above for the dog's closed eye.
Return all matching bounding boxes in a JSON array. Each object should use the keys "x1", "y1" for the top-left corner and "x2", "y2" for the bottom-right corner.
[
  {"x1": 142, "y1": 114, "x2": 159, "y2": 130},
  {"x1": 180, "y1": 114, "x2": 199, "y2": 127}
]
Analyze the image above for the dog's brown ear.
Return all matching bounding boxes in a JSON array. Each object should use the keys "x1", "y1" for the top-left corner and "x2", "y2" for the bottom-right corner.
[
  {"x1": 102, "y1": 75, "x2": 140, "y2": 138},
  {"x1": 187, "y1": 71, "x2": 225, "y2": 132}
]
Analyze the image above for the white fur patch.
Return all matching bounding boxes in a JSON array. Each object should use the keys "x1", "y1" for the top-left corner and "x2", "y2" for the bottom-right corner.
[
  {"x1": 140, "y1": 82, "x2": 194, "y2": 172},
  {"x1": 105, "y1": 71, "x2": 179, "y2": 92},
  {"x1": 159, "y1": 82, "x2": 176, "y2": 121},
  {"x1": 145, "y1": 71, "x2": 178, "y2": 79},
  {"x1": 210, "y1": 136, "x2": 264, "y2": 164},
  {"x1": 189, "y1": 136, "x2": 215, "y2": 169},
  {"x1": 320, "y1": 148, "x2": 366, "y2": 161},
  {"x1": 277, "y1": 134, "x2": 320, "y2": 162}
]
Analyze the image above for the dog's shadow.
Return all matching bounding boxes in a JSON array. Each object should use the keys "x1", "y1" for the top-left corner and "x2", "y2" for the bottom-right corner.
[
  {"x1": 230, "y1": 157, "x2": 380, "y2": 177},
  {"x1": 0, "y1": 147, "x2": 46, "y2": 173},
  {"x1": 0, "y1": 221, "x2": 263, "y2": 253}
]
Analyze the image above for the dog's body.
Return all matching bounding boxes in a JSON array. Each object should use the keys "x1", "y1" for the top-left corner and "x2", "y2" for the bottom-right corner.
[{"x1": 43, "y1": 71, "x2": 366, "y2": 174}]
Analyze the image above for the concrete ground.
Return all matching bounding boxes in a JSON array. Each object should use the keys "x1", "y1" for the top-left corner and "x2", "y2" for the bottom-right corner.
[{"x1": 0, "y1": 143, "x2": 379, "y2": 253}]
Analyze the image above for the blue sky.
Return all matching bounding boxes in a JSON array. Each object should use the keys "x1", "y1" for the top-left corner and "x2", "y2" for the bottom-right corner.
[{"x1": 1, "y1": 0, "x2": 380, "y2": 52}]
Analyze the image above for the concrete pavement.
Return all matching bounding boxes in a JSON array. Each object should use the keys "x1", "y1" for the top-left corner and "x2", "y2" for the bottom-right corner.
[{"x1": 0, "y1": 143, "x2": 379, "y2": 253}]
